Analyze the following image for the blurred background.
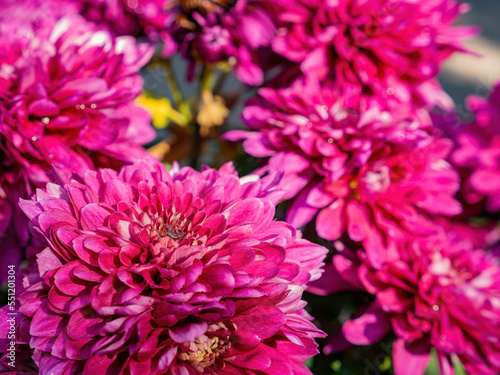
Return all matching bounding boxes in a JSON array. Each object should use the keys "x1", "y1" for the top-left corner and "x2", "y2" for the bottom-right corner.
[
  {"x1": 145, "y1": 0, "x2": 500, "y2": 168},
  {"x1": 440, "y1": 0, "x2": 500, "y2": 105}
]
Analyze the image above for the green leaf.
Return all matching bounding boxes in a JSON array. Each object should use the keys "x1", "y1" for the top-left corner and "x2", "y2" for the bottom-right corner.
[
  {"x1": 330, "y1": 359, "x2": 342, "y2": 373},
  {"x1": 425, "y1": 349, "x2": 439, "y2": 375},
  {"x1": 303, "y1": 358, "x2": 314, "y2": 369},
  {"x1": 453, "y1": 358, "x2": 468, "y2": 375},
  {"x1": 379, "y1": 356, "x2": 392, "y2": 372}
]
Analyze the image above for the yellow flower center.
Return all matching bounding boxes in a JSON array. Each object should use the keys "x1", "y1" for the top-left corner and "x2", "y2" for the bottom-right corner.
[{"x1": 179, "y1": 336, "x2": 229, "y2": 372}]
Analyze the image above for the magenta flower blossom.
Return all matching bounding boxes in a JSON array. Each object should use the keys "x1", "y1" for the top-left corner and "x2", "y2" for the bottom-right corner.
[
  {"x1": 0, "y1": 14, "x2": 155, "y2": 184},
  {"x1": 74, "y1": 0, "x2": 280, "y2": 84},
  {"x1": 296, "y1": 137, "x2": 460, "y2": 268},
  {"x1": 10, "y1": 159, "x2": 326, "y2": 374},
  {"x1": 0, "y1": 13, "x2": 155, "y2": 282},
  {"x1": 170, "y1": 0, "x2": 280, "y2": 85},
  {"x1": 225, "y1": 78, "x2": 461, "y2": 267},
  {"x1": 449, "y1": 82, "x2": 500, "y2": 212},
  {"x1": 0, "y1": 0, "x2": 79, "y2": 37},
  {"x1": 75, "y1": 0, "x2": 146, "y2": 36},
  {"x1": 322, "y1": 228, "x2": 500, "y2": 375},
  {"x1": 75, "y1": 0, "x2": 176, "y2": 51},
  {"x1": 272, "y1": 0, "x2": 477, "y2": 109}
]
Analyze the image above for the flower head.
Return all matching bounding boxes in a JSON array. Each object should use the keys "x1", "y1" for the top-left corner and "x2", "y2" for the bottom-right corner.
[
  {"x1": 75, "y1": 0, "x2": 145, "y2": 36},
  {"x1": 169, "y1": 0, "x2": 280, "y2": 85},
  {"x1": 272, "y1": 0, "x2": 477, "y2": 109},
  {"x1": 448, "y1": 82, "x2": 500, "y2": 212},
  {"x1": 325, "y1": 227, "x2": 500, "y2": 375},
  {"x1": 0, "y1": 14, "x2": 155, "y2": 185},
  {"x1": 75, "y1": 0, "x2": 175, "y2": 48},
  {"x1": 0, "y1": 11, "x2": 155, "y2": 283},
  {"x1": 75, "y1": 0, "x2": 280, "y2": 85},
  {"x1": 225, "y1": 78, "x2": 461, "y2": 266},
  {"x1": 0, "y1": 0, "x2": 79, "y2": 37},
  {"x1": 13, "y1": 160, "x2": 326, "y2": 374}
]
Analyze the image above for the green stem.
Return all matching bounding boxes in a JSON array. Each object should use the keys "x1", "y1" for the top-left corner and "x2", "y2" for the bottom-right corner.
[
  {"x1": 163, "y1": 59, "x2": 183, "y2": 109},
  {"x1": 190, "y1": 64, "x2": 217, "y2": 169},
  {"x1": 168, "y1": 107, "x2": 189, "y2": 127},
  {"x1": 200, "y1": 64, "x2": 216, "y2": 93}
]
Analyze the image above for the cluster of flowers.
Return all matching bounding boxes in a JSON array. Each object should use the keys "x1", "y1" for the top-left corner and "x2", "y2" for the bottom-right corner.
[
  {"x1": 445, "y1": 82, "x2": 500, "y2": 212},
  {"x1": 0, "y1": 0, "x2": 499, "y2": 374},
  {"x1": 0, "y1": 0, "x2": 156, "y2": 282},
  {"x1": 1, "y1": 161, "x2": 327, "y2": 374},
  {"x1": 66, "y1": 0, "x2": 282, "y2": 85},
  {"x1": 0, "y1": 1, "x2": 328, "y2": 373},
  {"x1": 223, "y1": 0, "x2": 500, "y2": 374},
  {"x1": 323, "y1": 223, "x2": 500, "y2": 375}
]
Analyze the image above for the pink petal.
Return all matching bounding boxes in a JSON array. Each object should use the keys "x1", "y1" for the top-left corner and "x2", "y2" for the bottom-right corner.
[
  {"x1": 83, "y1": 354, "x2": 123, "y2": 375},
  {"x1": 301, "y1": 47, "x2": 329, "y2": 80},
  {"x1": 342, "y1": 302, "x2": 392, "y2": 345},
  {"x1": 169, "y1": 320, "x2": 208, "y2": 343},
  {"x1": 470, "y1": 169, "x2": 500, "y2": 194},
  {"x1": 36, "y1": 247, "x2": 64, "y2": 277},
  {"x1": 346, "y1": 200, "x2": 370, "y2": 242},
  {"x1": 104, "y1": 179, "x2": 133, "y2": 206},
  {"x1": 286, "y1": 188, "x2": 319, "y2": 228},
  {"x1": 229, "y1": 345, "x2": 272, "y2": 370},
  {"x1": 307, "y1": 263, "x2": 359, "y2": 295},
  {"x1": 38, "y1": 208, "x2": 78, "y2": 232},
  {"x1": 233, "y1": 305, "x2": 286, "y2": 340},
  {"x1": 243, "y1": 136, "x2": 275, "y2": 157},
  {"x1": 28, "y1": 98, "x2": 60, "y2": 117},
  {"x1": 316, "y1": 199, "x2": 346, "y2": 240},
  {"x1": 306, "y1": 185, "x2": 335, "y2": 208},
  {"x1": 392, "y1": 338, "x2": 431, "y2": 375},
  {"x1": 80, "y1": 203, "x2": 111, "y2": 231},
  {"x1": 30, "y1": 306, "x2": 65, "y2": 337},
  {"x1": 67, "y1": 308, "x2": 104, "y2": 340},
  {"x1": 226, "y1": 198, "x2": 264, "y2": 227},
  {"x1": 200, "y1": 264, "x2": 235, "y2": 297}
]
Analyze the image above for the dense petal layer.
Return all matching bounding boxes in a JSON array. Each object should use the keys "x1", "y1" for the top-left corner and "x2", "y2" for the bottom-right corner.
[{"x1": 8, "y1": 160, "x2": 326, "y2": 374}]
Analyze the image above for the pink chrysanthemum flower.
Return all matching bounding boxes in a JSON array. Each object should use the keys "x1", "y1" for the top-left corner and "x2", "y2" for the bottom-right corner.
[
  {"x1": 9, "y1": 160, "x2": 326, "y2": 374},
  {"x1": 0, "y1": 0, "x2": 79, "y2": 37},
  {"x1": 0, "y1": 15, "x2": 155, "y2": 182},
  {"x1": 449, "y1": 82, "x2": 500, "y2": 212},
  {"x1": 0, "y1": 13, "x2": 155, "y2": 282},
  {"x1": 74, "y1": 0, "x2": 279, "y2": 84},
  {"x1": 272, "y1": 0, "x2": 477, "y2": 109},
  {"x1": 310, "y1": 137, "x2": 461, "y2": 267},
  {"x1": 225, "y1": 79, "x2": 461, "y2": 267},
  {"x1": 226, "y1": 77, "x2": 433, "y2": 196},
  {"x1": 75, "y1": 0, "x2": 147, "y2": 36},
  {"x1": 322, "y1": 229, "x2": 500, "y2": 375},
  {"x1": 168, "y1": 0, "x2": 279, "y2": 85},
  {"x1": 75, "y1": 0, "x2": 176, "y2": 51}
]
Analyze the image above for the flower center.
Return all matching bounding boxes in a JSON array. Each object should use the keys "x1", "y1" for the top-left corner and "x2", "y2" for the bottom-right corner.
[
  {"x1": 161, "y1": 222, "x2": 188, "y2": 240},
  {"x1": 179, "y1": 335, "x2": 229, "y2": 372},
  {"x1": 149, "y1": 212, "x2": 194, "y2": 246},
  {"x1": 166, "y1": 0, "x2": 237, "y2": 31}
]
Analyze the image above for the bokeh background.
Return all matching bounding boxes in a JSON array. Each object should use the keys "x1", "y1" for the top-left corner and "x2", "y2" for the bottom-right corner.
[{"x1": 440, "y1": 0, "x2": 500, "y2": 106}]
